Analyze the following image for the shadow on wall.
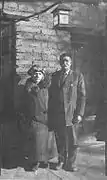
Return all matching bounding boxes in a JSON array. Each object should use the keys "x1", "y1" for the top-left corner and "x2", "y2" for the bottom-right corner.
[
  {"x1": 75, "y1": 35, "x2": 103, "y2": 120},
  {"x1": 14, "y1": 73, "x2": 26, "y2": 112}
]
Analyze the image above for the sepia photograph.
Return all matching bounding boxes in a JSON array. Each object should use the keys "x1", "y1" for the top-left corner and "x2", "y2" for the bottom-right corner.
[{"x1": 0, "y1": 0, "x2": 107, "y2": 179}]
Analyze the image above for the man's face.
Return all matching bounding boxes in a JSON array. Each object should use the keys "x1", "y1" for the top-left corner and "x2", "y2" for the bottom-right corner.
[{"x1": 60, "y1": 56, "x2": 72, "y2": 71}]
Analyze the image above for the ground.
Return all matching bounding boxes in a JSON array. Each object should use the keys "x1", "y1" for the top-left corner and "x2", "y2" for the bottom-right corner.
[{"x1": 0, "y1": 134, "x2": 106, "y2": 180}]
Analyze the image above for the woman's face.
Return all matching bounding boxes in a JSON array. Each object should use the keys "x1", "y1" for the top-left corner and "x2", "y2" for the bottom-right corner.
[{"x1": 33, "y1": 71, "x2": 44, "y2": 84}]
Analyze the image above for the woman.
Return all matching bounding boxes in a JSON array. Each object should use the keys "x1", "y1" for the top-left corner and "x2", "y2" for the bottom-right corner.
[{"x1": 24, "y1": 65, "x2": 49, "y2": 172}]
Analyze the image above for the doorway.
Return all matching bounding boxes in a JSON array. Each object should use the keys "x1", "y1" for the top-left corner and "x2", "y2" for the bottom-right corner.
[{"x1": 0, "y1": 21, "x2": 16, "y2": 117}]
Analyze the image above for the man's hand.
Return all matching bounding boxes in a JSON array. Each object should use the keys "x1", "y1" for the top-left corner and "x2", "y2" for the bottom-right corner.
[
  {"x1": 72, "y1": 115, "x2": 82, "y2": 124},
  {"x1": 77, "y1": 115, "x2": 82, "y2": 123}
]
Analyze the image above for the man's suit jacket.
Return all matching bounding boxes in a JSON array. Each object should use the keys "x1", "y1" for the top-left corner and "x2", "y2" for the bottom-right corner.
[{"x1": 48, "y1": 70, "x2": 86, "y2": 130}]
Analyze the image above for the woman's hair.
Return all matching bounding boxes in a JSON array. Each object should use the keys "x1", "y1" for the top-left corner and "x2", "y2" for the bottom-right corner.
[
  {"x1": 27, "y1": 65, "x2": 45, "y2": 77},
  {"x1": 27, "y1": 65, "x2": 51, "y2": 88}
]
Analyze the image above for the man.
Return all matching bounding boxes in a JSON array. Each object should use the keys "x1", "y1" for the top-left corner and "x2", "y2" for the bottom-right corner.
[{"x1": 48, "y1": 52, "x2": 86, "y2": 171}]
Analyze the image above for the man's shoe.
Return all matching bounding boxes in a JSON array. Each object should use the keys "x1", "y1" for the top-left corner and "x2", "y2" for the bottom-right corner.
[
  {"x1": 56, "y1": 162, "x2": 64, "y2": 170},
  {"x1": 65, "y1": 165, "x2": 78, "y2": 172},
  {"x1": 69, "y1": 166, "x2": 78, "y2": 172},
  {"x1": 63, "y1": 162, "x2": 78, "y2": 172}
]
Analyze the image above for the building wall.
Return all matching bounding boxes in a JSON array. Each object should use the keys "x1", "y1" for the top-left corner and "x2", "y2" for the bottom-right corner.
[
  {"x1": 75, "y1": 35, "x2": 103, "y2": 115},
  {"x1": 0, "y1": 1, "x2": 106, "y2": 162},
  {"x1": 2, "y1": 1, "x2": 71, "y2": 109},
  {"x1": 1, "y1": 1, "x2": 105, "y2": 115},
  {"x1": 15, "y1": 2, "x2": 71, "y2": 79}
]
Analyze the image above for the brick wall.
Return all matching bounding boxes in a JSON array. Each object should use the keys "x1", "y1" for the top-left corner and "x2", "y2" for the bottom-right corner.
[
  {"x1": 2, "y1": 1, "x2": 71, "y2": 78},
  {"x1": 15, "y1": 2, "x2": 71, "y2": 74},
  {"x1": 1, "y1": 1, "x2": 104, "y2": 114},
  {"x1": 3, "y1": 1, "x2": 71, "y2": 108}
]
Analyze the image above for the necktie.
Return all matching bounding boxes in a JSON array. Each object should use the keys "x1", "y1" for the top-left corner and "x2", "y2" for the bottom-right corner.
[{"x1": 60, "y1": 71, "x2": 67, "y2": 86}]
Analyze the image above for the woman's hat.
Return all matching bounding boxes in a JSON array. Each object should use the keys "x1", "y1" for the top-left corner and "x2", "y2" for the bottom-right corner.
[{"x1": 27, "y1": 65, "x2": 45, "y2": 76}]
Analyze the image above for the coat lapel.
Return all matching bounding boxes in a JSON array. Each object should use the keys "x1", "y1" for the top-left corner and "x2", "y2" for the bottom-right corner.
[
  {"x1": 60, "y1": 70, "x2": 73, "y2": 88},
  {"x1": 57, "y1": 70, "x2": 62, "y2": 87},
  {"x1": 56, "y1": 70, "x2": 76, "y2": 88}
]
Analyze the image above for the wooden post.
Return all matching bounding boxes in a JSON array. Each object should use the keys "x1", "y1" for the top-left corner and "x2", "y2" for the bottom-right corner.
[
  {"x1": 72, "y1": 48, "x2": 76, "y2": 71},
  {"x1": 70, "y1": 33, "x2": 76, "y2": 71}
]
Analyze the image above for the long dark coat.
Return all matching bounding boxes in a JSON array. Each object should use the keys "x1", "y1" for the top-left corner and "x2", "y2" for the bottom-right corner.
[
  {"x1": 48, "y1": 70, "x2": 86, "y2": 130},
  {"x1": 24, "y1": 78, "x2": 49, "y2": 163}
]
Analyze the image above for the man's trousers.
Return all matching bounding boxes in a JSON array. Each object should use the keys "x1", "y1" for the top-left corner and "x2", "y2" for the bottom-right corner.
[{"x1": 54, "y1": 124, "x2": 79, "y2": 167}]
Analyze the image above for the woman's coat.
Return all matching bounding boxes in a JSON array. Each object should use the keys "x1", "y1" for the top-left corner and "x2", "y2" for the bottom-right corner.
[{"x1": 24, "y1": 78, "x2": 49, "y2": 162}]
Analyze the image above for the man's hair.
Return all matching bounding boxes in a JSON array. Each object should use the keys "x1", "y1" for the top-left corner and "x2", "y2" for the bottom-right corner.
[{"x1": 59, "y1": 52, "x2": 72, "y2": 62}]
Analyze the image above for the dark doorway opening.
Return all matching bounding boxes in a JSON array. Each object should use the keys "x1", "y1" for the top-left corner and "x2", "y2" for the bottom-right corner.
[{"x1": 0, "y1": 22, "x2": 16, "y2": 119}]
